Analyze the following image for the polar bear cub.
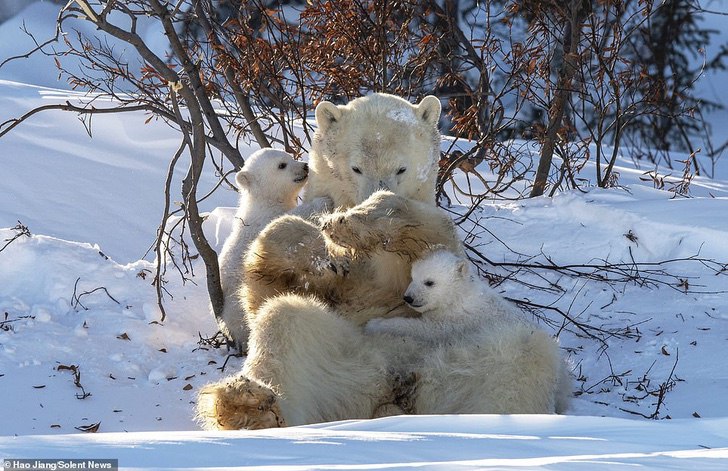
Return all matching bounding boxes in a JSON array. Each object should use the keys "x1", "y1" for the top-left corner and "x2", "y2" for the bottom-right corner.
[
  {"x1": 365, "y1": 250, "x2": 527, "y2": 341},
  {"x1": 216, "y1": 148, "x2": 309, "y2": 350},
  {"x1": 366, "y1": 249, "x2": 572, "y2": 414}
]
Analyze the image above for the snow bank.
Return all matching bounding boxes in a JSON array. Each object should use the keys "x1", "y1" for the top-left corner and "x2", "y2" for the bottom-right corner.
[{"x1": 1, "y1": 415, "x2": 727, "y2": 470}]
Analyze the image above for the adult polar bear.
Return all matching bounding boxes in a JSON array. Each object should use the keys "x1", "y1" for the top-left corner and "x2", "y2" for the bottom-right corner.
[{"x1": 196, "y1": 93, "x2": 568, "y2": 429}]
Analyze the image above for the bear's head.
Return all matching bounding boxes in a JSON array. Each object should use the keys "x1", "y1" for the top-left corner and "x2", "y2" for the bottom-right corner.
[
  {"x1": 309, "y1": 93, "x2": 441, "y2": 208},
  {"x1": 403, "y1": 250, "x2": 471, "y2": 314},
  {"x1": 236, "y1": 148, "x2": 308, "y2": 207}
]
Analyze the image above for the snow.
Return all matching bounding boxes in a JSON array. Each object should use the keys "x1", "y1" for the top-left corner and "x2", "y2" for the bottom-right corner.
[
  {"x1": 2, "y1": 415, "x2": 728, "y2": 470},
  {"x1": 1, "y1": 3, "x2": 728, "y2": 470},
  {"x1": 387, "y1": 108, "x2": 419, "y2": 126}
]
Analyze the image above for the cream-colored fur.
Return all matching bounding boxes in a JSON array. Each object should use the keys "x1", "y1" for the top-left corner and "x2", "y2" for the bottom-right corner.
[
  {"x1": 366, "y1": 250, "x2": 572, "y2": 414},
  {"x1": 198, "y1": 94, "x2": 570, "y2": 430},
  {"x1": 365, "y1": 250, "x2": 527, "y2": 341},
  {"x1": 415, "y1": 328, "x2": 571, "y2": 415},
  {"x1": 242, "y1": 190, "x2": 464, "y2": 326},
  {"x1": 307, "y1": 93, "x2": 442, "y2": 207},
  {"x1": 197, "y1": 294, "x2": 418, "y2": 428},
  {"x1": 216, "y1": 148, "x2": 308, "y2": 351},
  {"x1": 197, "y1": 264, "x2": 570, "y2": 430}
]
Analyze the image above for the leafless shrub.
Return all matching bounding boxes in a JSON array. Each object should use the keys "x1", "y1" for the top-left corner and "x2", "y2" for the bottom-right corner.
[{"x1": 0, "y1": 1, "x2": 725, "y2": 336}]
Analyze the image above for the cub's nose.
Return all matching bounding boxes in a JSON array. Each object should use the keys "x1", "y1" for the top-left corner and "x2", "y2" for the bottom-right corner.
[
  {"x1": 403, "y1": 295, "x2": 414, "y2": 305},
  {"x1": 303, "y1": 162, "x2": 309, "y2": 173}
]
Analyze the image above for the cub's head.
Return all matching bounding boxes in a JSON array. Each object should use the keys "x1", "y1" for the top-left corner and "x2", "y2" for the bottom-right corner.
[
  {"x1": 403, "y1": 250, "x2": 470, "y2": 314},
  {"x1": 235, "y1": 148, "x2": 308, "y2": 206},
  {"x1": 313, "y1": 93, "x2": 441, "y2": 207}
]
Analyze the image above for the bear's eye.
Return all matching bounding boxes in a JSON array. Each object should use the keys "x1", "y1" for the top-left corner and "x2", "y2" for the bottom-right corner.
[
  {"x1": 352, "y1": 167, "x2": 362, "y2": 174},
  {"x1": 278, "y1": 162, "x2": 287, "y2": 170},
  {"x1": 396, "y1": 167, "x2": 407, "y2": 175},
  {"x1": 424, "y1": 280, "x2": 435, "y2": 287}
]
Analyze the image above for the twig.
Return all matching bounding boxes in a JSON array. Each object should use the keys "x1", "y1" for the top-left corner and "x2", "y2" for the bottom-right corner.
[
  {"x1": 0, "y1": 221, "x2": 31, "y2": 253},
  {"x1": 70, "y1": 278, "x2": 121, "y2": 311},
  {"x1": 619, "y1": 350, "x2": 680, "y2": 419},
  {"x1": 57, "y1": 364, "x2": 91, "y2": 400}
]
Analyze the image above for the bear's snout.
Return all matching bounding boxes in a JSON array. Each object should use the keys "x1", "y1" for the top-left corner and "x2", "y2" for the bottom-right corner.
[{"x1": 403, "y1": 294, "x2": 414, "y2": 305}]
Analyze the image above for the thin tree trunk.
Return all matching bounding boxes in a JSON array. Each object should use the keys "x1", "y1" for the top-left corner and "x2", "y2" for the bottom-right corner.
[
  {"x1": 195, "y1": 0, "x2": 271, "y2": 155},
  {"x1": 530, "y1": 0, "x2": 588, "y2": 197}
]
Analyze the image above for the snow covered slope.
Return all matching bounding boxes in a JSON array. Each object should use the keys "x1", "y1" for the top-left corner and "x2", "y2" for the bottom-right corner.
[
  {"x1": 2, "y1": 82, "x2": 728, "y2": 466},
  {"x1": 2, "y1": 415, "x2": 728, "y2": 470},
  {"x1": 1, "y1": 3, "x2": 728, "y2": 469}
]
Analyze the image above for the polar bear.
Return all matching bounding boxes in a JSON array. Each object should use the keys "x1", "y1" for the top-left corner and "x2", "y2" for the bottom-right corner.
[
  {"x1": 196, "y1": 94, "x2": 490, "y2": 429},
  {"x1": 197, "y1": 190, "x2": 465, "y2": 430},
  {"x1": 305, "y1": 93, "x2": 442, "y2": 207},
  {"x1": 215, "y1": 148, "x2": 308, "y2": 350},
  {"x1": 366, "y1": 250, "x2": 572, "y2": 414}
]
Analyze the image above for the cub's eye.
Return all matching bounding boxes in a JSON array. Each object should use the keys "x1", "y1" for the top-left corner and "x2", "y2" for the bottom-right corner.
[
  {"x1": 278, "y1": 162, "x2": 287, "y2": 170},
  {"x1": 396, "y1": 167, "x2": 407, "y2": 175},
  {"x1": 352, "y1": 167, "x2": 362, "y2": 174},
  {"x1": 424, "y1": 280, "x2": 435, "y2": 287}
]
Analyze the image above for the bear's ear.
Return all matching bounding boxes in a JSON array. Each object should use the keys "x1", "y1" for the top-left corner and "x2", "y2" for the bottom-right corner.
[
  {"x1": 315, "y1": 101, "x2": 343, "y2": 133},
  {"x1": 235, "y1": 169, "x2": 252, "y2": 189},
  {"x1": 415, "y1": 95, "x2": 441, "y2": 127},
  {"x1": 455, "y1": 258, "x2": 469, "y2": 278}
]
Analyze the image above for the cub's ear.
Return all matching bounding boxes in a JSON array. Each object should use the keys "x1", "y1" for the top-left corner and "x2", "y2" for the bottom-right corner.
[
  {"x1": 235, "y1": 169, "x2": 252, "y2": 190},
  {"x1": 415, "y1": 95, "x2": 441, "y2": 127},
  {"x1": 315, "y1": 101, "x2": 343, "y2": 133},
  {"x1": 455, "y1": 258, "x2": 469, "y2": 278}
]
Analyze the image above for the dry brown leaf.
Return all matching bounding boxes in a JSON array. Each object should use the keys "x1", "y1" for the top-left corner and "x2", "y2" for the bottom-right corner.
[{"x1": 75, "y1": 422, "x2": 101, "y2": 433}]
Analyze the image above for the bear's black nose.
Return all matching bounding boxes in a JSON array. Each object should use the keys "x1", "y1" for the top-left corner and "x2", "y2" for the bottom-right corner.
[{"x1": 403, "y1": 295, "x2": 414, "y2": 304}]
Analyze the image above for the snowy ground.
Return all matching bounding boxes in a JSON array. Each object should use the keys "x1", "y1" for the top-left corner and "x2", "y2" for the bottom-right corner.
[{"x1": 2, "y1": 2, "x2": 728, "y2": 470}]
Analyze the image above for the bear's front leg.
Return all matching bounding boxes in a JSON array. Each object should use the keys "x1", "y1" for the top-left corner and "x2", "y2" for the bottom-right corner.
[
  {"x1": 321, "y1": 190, "x2": 463, "y2": 258},
  {"x1": 291, "y1": 195, "x2": 335, "y2": 220},
  {"x1": 320, "y1": 191, "x2": 408, "y2": 252},
  {"x1": 243, "y1": 215, "x2": 349, "y2": 314},
  {"x1": 196, "y1": 376, "x2": 285, "y2": 430}
]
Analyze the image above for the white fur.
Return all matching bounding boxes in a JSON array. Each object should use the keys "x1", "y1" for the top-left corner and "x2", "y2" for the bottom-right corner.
[
  {"x1": 307, "y1": 93, "x2": 441, "y2": 208},
  {"x1": 216, "y1": 148, "x2": 308, "y2": 351},
  {"x1": 197, "y1": 251, "x2": 570, "y2": 430},
  {"x1": 200, "y1": 95, "x2": 572, "y2": 430},
  {"x1": 366, "y1": 250, "x2": 572, "y2": 414},
  {"x1": 366, "y1": 250, "x2": 528, "y2": 342},
  {"x1": 242, "y1": 295, "x2": 395, "y2": 426}
]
